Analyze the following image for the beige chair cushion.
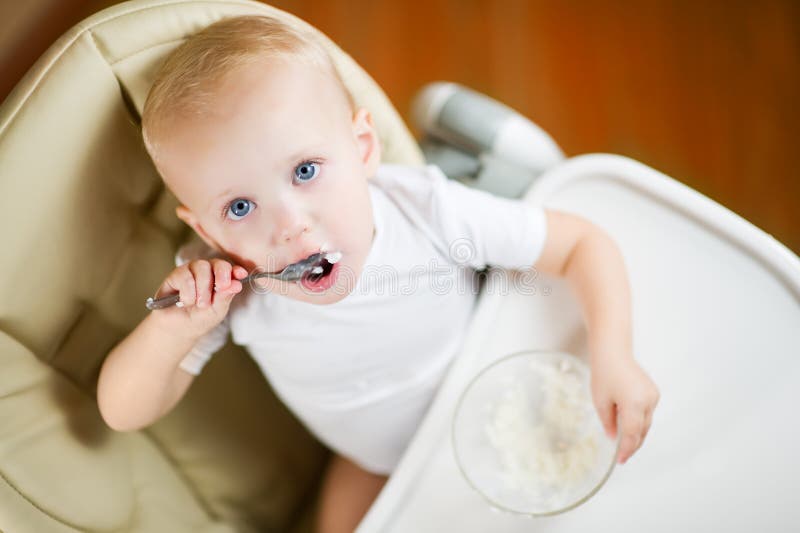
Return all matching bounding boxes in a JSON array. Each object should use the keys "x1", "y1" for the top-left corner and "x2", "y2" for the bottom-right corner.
[{"x1": 0, "y1": 0, "x2": 423, "y2": 531}]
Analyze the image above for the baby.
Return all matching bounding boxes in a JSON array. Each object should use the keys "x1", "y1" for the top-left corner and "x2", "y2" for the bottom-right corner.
[{"x1": 97, "y1": 14, "x2": 659, "y2": 533}]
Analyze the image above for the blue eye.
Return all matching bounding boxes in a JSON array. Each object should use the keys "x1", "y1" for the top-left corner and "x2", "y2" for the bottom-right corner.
[
  {"x1": 226, "y1": 198, "x2": 252, "y2": 220},
  {"x1": 294, "y1": 161, "x2": 320, "y2": 182}
]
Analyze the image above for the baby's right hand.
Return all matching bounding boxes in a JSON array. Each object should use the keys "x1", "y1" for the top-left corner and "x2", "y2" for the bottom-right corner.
[{"x1": 151, "y1": 258, "x2": 248, "y2": 338}]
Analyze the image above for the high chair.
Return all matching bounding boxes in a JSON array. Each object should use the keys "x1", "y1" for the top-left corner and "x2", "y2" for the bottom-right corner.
[
  {"x1": 1, "y1": 1, "x2": 798, "y2": 532},
  {"x1": 0, "y1": 1, "x2": 421, "y2": 531}
]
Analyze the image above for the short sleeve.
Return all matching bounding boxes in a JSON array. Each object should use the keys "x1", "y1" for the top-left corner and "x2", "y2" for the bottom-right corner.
[
  {"x1": 173, "y1": 237, "x2": 230, "y2": 376},
  {"x1": 398, "y1": 164, "x2": 548, "y2": 270}
]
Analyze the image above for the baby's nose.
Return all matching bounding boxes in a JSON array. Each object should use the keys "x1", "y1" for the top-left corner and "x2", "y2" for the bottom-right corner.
[
  {"x1": 272, "y1": 206, "x2": 311, "y2": 243},
  {"x1": 278, "y1": 222, "x2": 310, "y2": 243}
]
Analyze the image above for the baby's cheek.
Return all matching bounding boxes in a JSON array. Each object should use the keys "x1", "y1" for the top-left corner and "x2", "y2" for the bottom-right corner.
[{"x1": 220, "y1": 249, "x2": 257, "y2": 273}]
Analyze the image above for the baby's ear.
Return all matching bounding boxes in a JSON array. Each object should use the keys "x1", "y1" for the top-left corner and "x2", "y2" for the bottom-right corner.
[
  {"x1": 175, "y1": 205, "x2": 222, "y2": 253},
  {"x1": 352, "y1": 107, "x2": 381, "y2": 176}
]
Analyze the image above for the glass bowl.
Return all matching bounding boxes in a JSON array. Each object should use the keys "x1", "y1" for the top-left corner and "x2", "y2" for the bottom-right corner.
[{"x1": 451, "y1": 349, "x2": 620, "y2": 516}]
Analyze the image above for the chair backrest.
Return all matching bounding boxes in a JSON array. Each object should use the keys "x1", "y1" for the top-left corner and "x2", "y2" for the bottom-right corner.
[{"x1": 0, "y1": 1, "x2": 423, "y2": 531}]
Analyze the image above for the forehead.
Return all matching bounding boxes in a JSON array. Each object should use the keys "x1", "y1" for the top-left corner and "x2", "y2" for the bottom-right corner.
[
  {"x1": 212, "y1": 57, "x2": 350, "y2": 140},
  {"x1": 226, "y1": 57, "x2": 345, "y2": 113},
  {"x1": 157, "y1": 59, "x2": 352, "y2": 206}
]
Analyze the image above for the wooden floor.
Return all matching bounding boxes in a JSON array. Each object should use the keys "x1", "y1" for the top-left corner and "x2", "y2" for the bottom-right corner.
[{"x1": 2, "y1": 0, "x2": 798, "y2": 253}]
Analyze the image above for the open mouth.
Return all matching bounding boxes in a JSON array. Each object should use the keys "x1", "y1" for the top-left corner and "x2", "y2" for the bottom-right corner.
[
  {"x1": 300, "y1": 255, "x2": 341, "y2": 292},
  {"x1": 305, "y1": 257, "x2": 335, "y2": 282}
]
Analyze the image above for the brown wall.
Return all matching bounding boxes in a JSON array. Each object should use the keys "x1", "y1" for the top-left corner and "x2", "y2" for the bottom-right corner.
[{"x1": 3, "y1": 0, "x2": 798, "y2": 253}]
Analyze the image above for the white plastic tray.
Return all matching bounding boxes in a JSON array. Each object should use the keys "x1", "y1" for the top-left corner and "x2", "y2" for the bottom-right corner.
[{"x1": 358, "y1": 153, "x2": 800, "y2": 532}]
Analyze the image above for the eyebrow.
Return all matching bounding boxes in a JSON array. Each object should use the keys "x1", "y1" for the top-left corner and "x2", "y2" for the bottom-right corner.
[
  {"x1": 207, "y1": 187, "x2": 234, "y2": 214},
  {"x1": 206, "y1": 145, "x2": 326, "y2": 212},
  {"x1": 213, "y1": 187, "x2": 234, "y2": 202}
]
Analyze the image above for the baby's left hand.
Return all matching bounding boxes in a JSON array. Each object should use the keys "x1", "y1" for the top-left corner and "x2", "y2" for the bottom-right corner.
[{"x1": 590, "y1": 355, "x2": 660, "y2": 465}]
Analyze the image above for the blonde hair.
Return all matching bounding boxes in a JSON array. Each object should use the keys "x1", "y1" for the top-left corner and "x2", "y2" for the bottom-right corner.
[{"x1": 142, "y1": 15, "x2": 354, "y2": 164}]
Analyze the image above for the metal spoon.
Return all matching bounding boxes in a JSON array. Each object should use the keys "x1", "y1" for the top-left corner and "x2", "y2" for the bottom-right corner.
[{"x1": 145, "y1": 251, "x2": 341, "y2": 310}]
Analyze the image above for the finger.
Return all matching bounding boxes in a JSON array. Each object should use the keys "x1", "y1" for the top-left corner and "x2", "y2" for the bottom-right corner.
[
  {"x1": 211, "y1": 282, "x2": 242, "y2": 313},
  {"x1": 165, "y1": 266, "x2": 196, "y2": 307},
  {"x1": 154, "y1": 272, "x2": 179, "y2": 300},
  {"x1": 596, "y1": 400, "x2": 617, "y2": 440},
  {"x1": 616, "y1": 407, "x2": 644, "y2": 464},
  {"x1": 211, "y1": 278, "x2": 241, "y2": 311},
  {"x1": 618, "y1": 433, "x2": 641, "y2": 465},
  {"x1": 211, "y1": 273, "x2": 242, "y2": 308},
  {"x1": 640, "y1": 408, "x2": 654, "y2": 447},
  {"x1": 189, "y1": 260, "x2": 213, "y2": 309},
  {"x1": 211, "y1": 259, "x2": 232, "y2": 291},
  {"x1": 225, "y1": 265, "x2": 246, "y2": 293},
  {"x1": 232, "y1": 265, "x2": 248, "y2": 280}
]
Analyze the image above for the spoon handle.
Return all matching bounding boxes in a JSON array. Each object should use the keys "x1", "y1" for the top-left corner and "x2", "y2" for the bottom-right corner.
[
  {"x1": 144, "y1": 270, "x2": 288, "y2": 311},
  {"x1": 144, "y1": 253, "x2": 327, "y2": 310},
  {"x1": 145, "y1": 292, "x2": 182, "y2": 310}
]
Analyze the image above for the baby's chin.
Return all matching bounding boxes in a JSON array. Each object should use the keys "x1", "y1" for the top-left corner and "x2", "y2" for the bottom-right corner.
[{"x1": 290, "y1": 288, "x2": 352, "y2": 305}]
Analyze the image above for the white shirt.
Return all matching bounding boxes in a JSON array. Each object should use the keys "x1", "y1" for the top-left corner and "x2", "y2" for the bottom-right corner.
[{"x1": 174, "y1": 162, "x2": 548, "y2": 474}]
